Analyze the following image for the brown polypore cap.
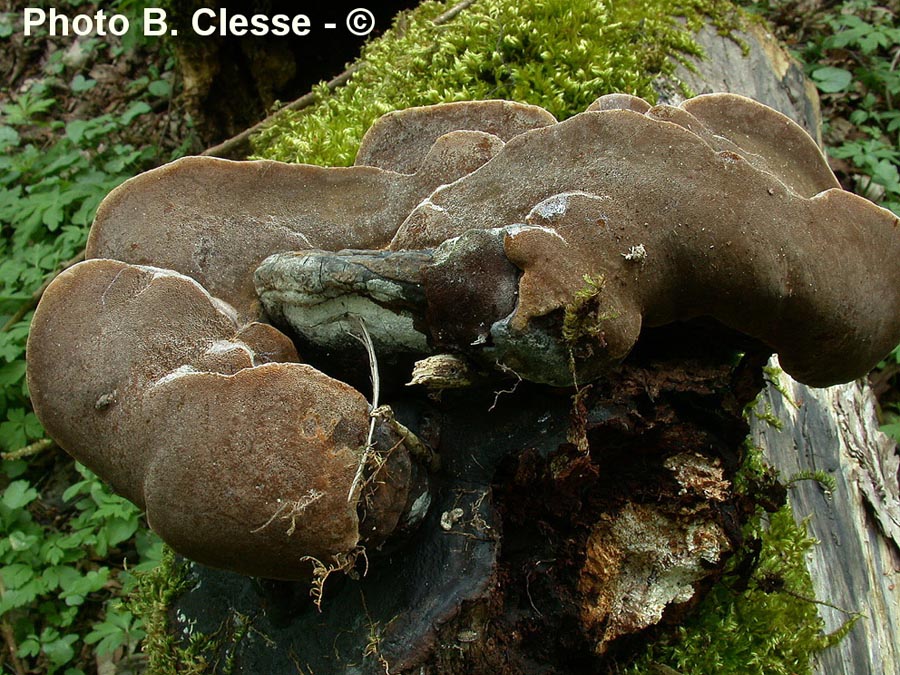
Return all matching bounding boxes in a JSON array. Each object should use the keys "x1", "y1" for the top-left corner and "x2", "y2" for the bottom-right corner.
[
  {"x1": 27, "y1": 259, "x2": 297, "y2": 503},
  {"x1": 26, "y1": 258, "x2": 391, "y2": 579},
  {"x1": 680, "y1": 93, "x2": 840, "y2": 197},
  {"x1": 391, "y1": 94, "x2": 900, "y2": 386},
  {"x1": 355, "y1": 99, "x2": 557, "y2": 174},
  {"x1": 586, "y1": 93, "x2": 652, "y2": 114},
  {"x1": 86, "y1": 127, "x2": 506, "y2": 320},
  {"x1": 141, "y1": 362, "x2": 368, "y2": 578}
]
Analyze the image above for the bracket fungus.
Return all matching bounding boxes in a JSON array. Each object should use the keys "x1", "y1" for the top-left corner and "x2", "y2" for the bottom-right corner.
[{"x1": 26, "y1": 93, "x2": 900, "y2": 662}]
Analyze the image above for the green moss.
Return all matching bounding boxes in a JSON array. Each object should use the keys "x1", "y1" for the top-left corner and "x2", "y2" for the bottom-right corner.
[
  {"x1": 623, "y1": 508, "x2": 852, "y2": 675},
  {"x1": 753, "y1": 400, "x2": 785, "y2": 430},
  {"x1": 252, "y1": 0, "x2": 744, "y2": 165},
  {"x1": 562, "y1": 274, "x2": 618, "y2": 345},
  {"x1": 126, "y1": 547, "x2": 215, "y2": 675},
  {"x1": 763, "y1": 365, "x2": 800, "y2": 409},
  {"x1": 623, "y1": 445, "x2": 855, "y2": 675}
]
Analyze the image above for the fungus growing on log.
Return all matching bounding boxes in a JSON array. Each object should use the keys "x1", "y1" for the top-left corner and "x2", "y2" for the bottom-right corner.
[
  {"x1": 27, "y1": 259, "x2": 428, "y2": 580},
  {"x1": 385, "y1": 94, "x2": 899, "y2": 387},
  {"x1": 85, "y1": 127, "x2": 507, "y2": 319},
  {"x1": 26, "y1": 93, "x2": 900, "y2": 662}
]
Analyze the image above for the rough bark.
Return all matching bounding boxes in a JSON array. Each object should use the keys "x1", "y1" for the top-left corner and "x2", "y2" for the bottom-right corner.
[
  {"x1": 751, "y1": 364, "x2": 900, "y2": 675},
  {"x1": 660, "y1": 23, "x2": 823, "y2": 144}
]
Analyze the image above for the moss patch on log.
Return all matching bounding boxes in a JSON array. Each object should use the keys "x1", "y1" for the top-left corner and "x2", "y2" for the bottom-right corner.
[
  {"x1": 126, "y1": 548, "x2": 216, "y2": 675},
  {"x1": 624, "y1": 504, "x2": 855, "y2": 675},
  {"x1": 251, "y1": 0, "x2": 744, "y2": 165},
  {"x1": 620, "y1": 442, "x2": 855, "y2": 675}
]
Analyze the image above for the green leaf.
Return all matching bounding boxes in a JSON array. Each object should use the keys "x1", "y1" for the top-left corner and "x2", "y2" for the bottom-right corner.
[
  {"x1": 57, "y1": 530, "x2": 92, "y2": 550},
  {"x1": 42, "y1": 632, "x2": 78, "y2": 668},
  {"x1": 18, "y1": 635, "x2": 41, "y2": 658},
  {"x1": 42, "y1": 541, "x2": 67, "y2": 565},
  {"x1": 148, "y1": 79, "x2": 172, "y2": 97},
  {"x1": 61, "y1": 480, "x2": 91, "y2": 503},
  {"x1": 0, "y1": 12, "x2": 14, "y2": 38},
  {"x1": 1, "y1": 562, "x2": 35, "y2": 589},
  {"x1": 3, "y1": 460, "x2": 28, "y2": 479},
  {"x1": 811, "y1": 66, "x2": 853, "y2": 93},
  {"x1": 3, "y1": 480, "x2": 39, "y2": 509},
  {"x1": 104, "y1": 517, "x2": 139, "y2": 547},
  {"x1": 42, "y1": 201, "x2": 65, "y2": 231},
  {"x1": 59, "y1": 567, "x2": 110, "y2": 606},
  {"x1": 85, "y1": 609, "x2": 144, "y2": 654},
  {"x1": 0, "y1": 360, "x2": 26, "y2": 386},
  {"x1": 0, "y1": 125, "x2": 19, "y2": 151},
  {"x1": 0, "y1": 579, "x2": 43, "y2": 614},
  {"x1": 0, "y1": 334, "x2": 26, "y2": 364},
  {"x1": 881, "y1": 422, "x2": 900, "y2": 443},
  {"x1": 872, "y1": 159, "x2": 900, "y2": 190},
  {"x1": 43, "y1": 565, "x2": 80, "y2": 592},
  {"x1": 1, "y1": 409, "x2": 29, "y2": 451},
  {"x1": 9, "y1": 530, "x2": 39, "y2": 552},
  {"x1": 70, "y1": 75, "x2": 97, "y2": 93},
  {"x1": 120, "y1": 102, "x2": 151, "y2": 125},
  {"x1": 65, "y1": 119, "x2": 89, "y2": 145}
]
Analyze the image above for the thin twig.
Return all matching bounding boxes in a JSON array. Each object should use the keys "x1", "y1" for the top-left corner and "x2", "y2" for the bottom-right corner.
[
  {"x1": 489, "y1": 361, "x2": 522, "y2": 411},
  {"x1": 251, "y1": 489, "x2": 324, "y2": 536},
  {"x1": 347, "y1": 316, "x2": 381, "y2": 502},
  {"x1": 354, "y1": 316, "x2": 381, "y2": 421},
  {"x1": 434, "y1": 0, "x2": 477, "y2": 23},
  {"x1": 780, "y1": 587, "x2": 862, "y2": 618},
  {"x1": 1, "y1": 438, "x2": 55, "y2": 461}
]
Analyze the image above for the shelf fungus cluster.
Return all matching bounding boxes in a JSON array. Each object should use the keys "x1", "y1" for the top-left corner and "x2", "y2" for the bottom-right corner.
[{"x1": 27, "y1": 94, "x2": 900, "y2": 664}]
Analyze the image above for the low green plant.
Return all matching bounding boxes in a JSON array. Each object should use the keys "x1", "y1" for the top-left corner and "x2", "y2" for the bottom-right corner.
[
  {"x1": 1, "y1": 464, "x2": 163, "y2": 674},
  {"x1": 809, "y1": 8, "x2": 900, "y2": 212}
]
